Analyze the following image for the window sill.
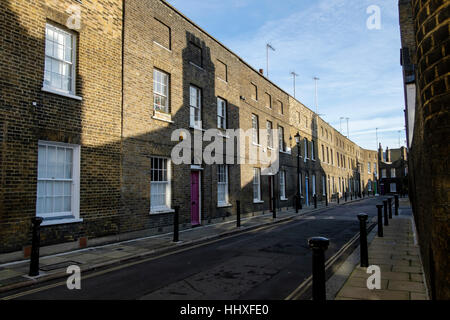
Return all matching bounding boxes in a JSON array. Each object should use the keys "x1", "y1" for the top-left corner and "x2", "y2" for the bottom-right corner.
[
  {"x1": 150, "y1": 208, "x2": 175, "y2": 215},
  {"x1": 280, "y1": 197, "x2": 288, "y2": 201},
  {"x1": 217, "y1": 203, "x2": 232, "y2": 208},
  {"x1": 40, "y1": 217, "x2": 83, "y2": 226},
  {"x1": 253, "y1": 200, "x2": 264, "y2": 204},
  {"x1": 252, "y1": 142, "x2": 262, "y2": 148},
  {"x1": 42, "y1": 86, "x2": 82, "y2": 101},
  {"x1": 217, "y1": 77, "x2": 228, "y2": 84},
  {"x1": 153, "y1": 41, "x2": 172, "y2": 53},
  {"x1": 189, "y1": 126, "x2": 205, "y2": 132},
  {"x1": 279, "y1": 150, "x2": 291, "y2": 155},
  {"x1": 189, "y1": 61, "x2": 205, "y2": 71},
  {"x1": 152, "y1": 114, "x2": 174, "y2": 124}
]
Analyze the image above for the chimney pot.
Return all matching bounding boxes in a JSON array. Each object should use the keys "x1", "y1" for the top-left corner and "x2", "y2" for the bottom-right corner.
[{"x1": 259, "y1": 69, "x2": 264, "y2": 74}]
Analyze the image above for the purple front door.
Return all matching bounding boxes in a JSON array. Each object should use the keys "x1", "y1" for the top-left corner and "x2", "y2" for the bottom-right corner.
[{"x1": 190, "y1": 171, "x2": 200, "y2": 226}]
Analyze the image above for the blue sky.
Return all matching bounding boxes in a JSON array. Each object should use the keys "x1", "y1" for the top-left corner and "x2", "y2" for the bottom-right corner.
[{"x1": 166, "y1": 0, "x2": 407, "y2": 150}]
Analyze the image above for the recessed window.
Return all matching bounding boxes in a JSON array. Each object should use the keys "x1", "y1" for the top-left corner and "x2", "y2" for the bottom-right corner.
[
  {"x1": 37, "y1": 141, "x2": 80, "y2": 220},
  {"x1": 43, "y1": 23, "x2": 76, "y2": 95},
  {"x1": 190, "y1": 85, "x2": 202, "y2": 129},
  {"x1": 252, "y1": 114, "x2": 259, "y2": 144},
  {"x1": 217, "y1": 165, "x2": 229, "y2": 205},
  {"x1": 304, "y1": 138, "x2": 308, "y2": 160},
  {"x1": 150, "y1": 157, "x2": 171, "y2": 212},
  {"x1": 312, "y1": 174, "x2": 316, "y2": 196},
  {"x1": 217, "y1": 60, "x2": 227, "y2": 82},
  {"x1": 265, "y1": 93, "x2": 272, "y2": 108},
  {"x1": 217, "y1": 97, "x2": 227, "y2": 129},
  {"x1": 311, "y1": 141, "x2": 315, "y2": 160},
  {"x1": 390, "y1": 183, "x2": 397, "y2": 192},
  {"x1": 153, "y1": 69, "x2": 169, "y2": 113},
  {"x1": 189, "y1": 42, "x2": 202, "y2": 67},
  {"x1": 154, "y1": 18, "x2": 171, "y2": 50},
  {"x1": 253, "y1": 168, "x2": 261, "y2": 202},
  {"x1": 278, "y1": 100, "x2": 284, "y2": 114},
  {"x1": 368, "y1": 163, "x2": 371, "y2": 174},
  {"x1": 251, "y1": 83, "x2": 258, "y2": 101},
  {"x1": 391, "y1": 168, "x2": 396, "y2": 178}
]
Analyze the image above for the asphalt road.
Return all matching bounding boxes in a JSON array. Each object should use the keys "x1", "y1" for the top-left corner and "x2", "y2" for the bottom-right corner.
[{"x1": 2, "y1": 197, "x2": 383, "y2": 300}]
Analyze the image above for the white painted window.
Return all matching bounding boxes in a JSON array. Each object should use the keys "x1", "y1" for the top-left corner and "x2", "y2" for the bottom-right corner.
[
  {"x1": 217, "y1": 165, "x2": 229, "y2": 205},
  {"x1": 368, "y1": 163, "x2": 371, "y2": 174},
  {"x1": 391, "y1": 168, "x2": 396, "y2": 178},
  {"x1": 368, "y1": 180, "x2": 372, "y2": 191},
  {"x1": 311, "y1": 141, "x2": 315, "y2": 160},
  {"x1": 280, "y1": 170, "x2": 286, "y2": 199},
  {"x1": 278, "y1": 125, "x2": 285, "y2": 151},
  {"x1": 252, "y1": 114, "x2": 259, "y2": 144},
  {"x1": 37, "y1": 141, "x2": 80, "y2": 220},
  {"x1": 390, "y1": 183, "x2": 397, "y2": 192},
  {"x1": 153, "y1": 69, "x2": 169, "y2": 113},
  {"x1": 150, "y1": 157, "x2": 172, "y2": 212},
  {"x1": 190, "y1": 85, "x2": 202, "y2": 129},
  {"x1": 253, "y1": 168, "x2": 261, "y2": 201},
  {"x1": 43, "y1": 23, "x2": 76, "y2": 95},
  {"x1": 373, "y1": 163, "x2": 377, "y2": 176},
  {"x1": 267, "y1": 121, "x2": 273, "y2": 148},
  {"x1": 217, "y1": 97, "x2": 227, "y2": 129},
  {"x1": 382, "y1": 169, "x2": 387, "y2": 178}
]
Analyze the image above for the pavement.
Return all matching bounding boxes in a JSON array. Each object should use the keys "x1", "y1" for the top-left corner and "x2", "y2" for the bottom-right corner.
[
  {"x1": 333, "y1": 197, "x2": 429, "y2": 300},
  {"x1": 0, "y1": 197, "x2": 359, "y2": 295}
]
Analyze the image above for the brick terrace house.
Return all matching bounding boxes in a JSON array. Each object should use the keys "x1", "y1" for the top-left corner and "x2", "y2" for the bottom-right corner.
[
  {"x1": 0, "y1": 0, "x2": 378, "y2": 256},
  {"x1": 377, "y1": 144, "x2": 408, "y2": 195}
]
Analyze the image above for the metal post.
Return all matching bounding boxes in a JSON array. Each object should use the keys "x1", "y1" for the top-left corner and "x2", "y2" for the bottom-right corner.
[
  {"x1": 376, "y1": 204, "x2": 384, "y2": 237},
  {"x1": 351, "y1": 192, "x2": 353, "y2": 201},
  {"x1": 337, "y1": 193, "x2": 340, "y2": 204},
  {"x1": 295, "y1": 195, "x2": 299, "y2": 213},
  {"x1": 314, "y1": 194, "x2": 317, "y2": 209},
  {"x1": 388, "y1": 198, "x2": 392, "y2": 219},
  {"x1": 272, "y1": 193, "x2": 277, "y2": 219},
  {"x1": 173, "y1": 206, "x2": 180, "y2": 242},
  {"x1": 236, "y1": 200, "x2": 241, "y2": 228},
  {"x1": 383, "y1": 200, "x2": 389, "y2": 226},
  {"x1": 29, "y1": 217, "x2": 44, "y2": 277},
  {"x1": 357, "y1": 214, "x2": 369, "y2": 267},
  {"x1": 308, "y1": 237, "x2": 329, "y2": 301},
  {"x1": 345, "y1": 192, "x2": 347, "y2": 202},
  {"x1": 325, "y1": 193, "x2": 328, "y2": 207},
  {"x1": 395, "y1": 195, "x2": 399, "y2": 216}
]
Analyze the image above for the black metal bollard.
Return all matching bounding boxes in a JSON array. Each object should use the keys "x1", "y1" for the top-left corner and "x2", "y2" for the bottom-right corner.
[
  {"x1": 325, "y1": 194, "x2": 328, "y2": 207},
  {"x1": 376, "y1": 204, "x2": 384, "y2": 237},
  {"x1": 383, "y1": 200, "x2": 389, "y2": 226},
  {"x1": 314, "y1": 194, "x2": 317, "y2": 209},
  {"x1": 272, "y1": 195, "x2": 277, "y2": 219},
  {"x1": 337, "y1": 193, "x2": 340, "y2": 204},
  {"x1": 236, "y1": 200, "x2": 241, "y2": 228},
  {"x1": 395, "y1": 195, "x2": 399, "y2": 216},
  {"x1": 29, "y1": 217, "x2": 44, "y2": 277},
  {"x1": 173, "y1": 206, "x2": 180, "y2": 242},
  {"x1": 357, "y1": 213, "x2": 369, "y2": 267},
  {"x1": 308, "y1": 237, "x2": 330, "y2": 301},
  {"x1": 388, "y1": 198, "x2": 393, "y2": 219},
  {"x1": 294, "y1": 195, "x2": 298, "y2": 213},
  {"x1": 351, "y1": 192, "x2": 353, "y2": 201},
  {"x1": 345, "y1": 192, "x2": 348, "y2": 202},
  {"x1": 299, "y1": 196, "x2": 303, "y2": 210}
]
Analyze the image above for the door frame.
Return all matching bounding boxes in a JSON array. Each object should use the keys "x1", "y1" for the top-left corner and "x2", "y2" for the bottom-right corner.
[{"x1": 190, "y1": 169, "x2": 202, "y2": 226}]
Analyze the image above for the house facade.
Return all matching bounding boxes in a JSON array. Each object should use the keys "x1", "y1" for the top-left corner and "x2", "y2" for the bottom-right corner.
[{"x1": 0, "y1": 0, "x2": 378, "y2": 256}]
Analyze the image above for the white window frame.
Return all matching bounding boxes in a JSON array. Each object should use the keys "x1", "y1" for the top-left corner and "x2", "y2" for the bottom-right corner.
[
  {"x1": 278, "y1": 125, "x2": 285, "y2": 152},
  {"x1": 190, "y1": 85, "x2": 202, "y2": 129},
  {"x1": 312, "y1": 174, "x2": 316, "y2": 196},
  {"x1": 382, "y1": 169, "x2": 387, "y2": 178},
  {"x1": 267, "y1": 121, "x2": 273, "y2": 149},
  {"x1": 153, "y1": 69, "x2": 170, "y2": 113},
  {"x1": 391, "y1": 168, "x2": 396, "y2": 178},
  {"x1": 280, "y1": 170, "x2": 287, "y2": 200},
  {"x1": 43, "y1": 23, "x2": 78, "y2": 97},
  {"x1": 217, "y1": 97, "x2": 227, "y2": 129},
  {"x1": 217, "y1": 165, "x2": 229, "y2": 206},
  {"x1": 311, "y1": 141, "x2": 315, "y2": 160},
  {"x1": 322, "y1": 175, "x2": 326, "y2": 196},
  {"x1": 253, "y1": 168, "x2": 262, "y2": 202},
  {"x1": 390, "y1": 183, "x2": 397, "y2": 193},
  {"x1": 36, "y1": 141, "x2": 81, "y2": 224},
  {"x1": 150, "y1": 157, "x2": 172, "y2": 213},
  {"x1": 368, "y1": 180, "x2": 373, "y2": 191},
  {"x1": 252, "y1": 114, "x2": 259, "y2": 145},
  {"x1": 304, "y1": 138, "x2": 309, "y2": 161},
  {"x1": 368, "y1": 163, "x2": 371, "y2": 174}
]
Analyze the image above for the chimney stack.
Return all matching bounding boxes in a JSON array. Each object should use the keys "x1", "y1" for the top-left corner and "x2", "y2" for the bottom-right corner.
[
  {"x1": 259, "y1": 69, "x2": 264, "y2": 75},
  {"x1": 386, "y1": 147, "x2": 391, "y2": 162}
]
